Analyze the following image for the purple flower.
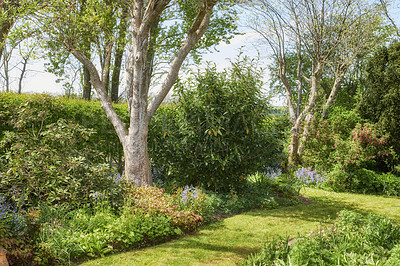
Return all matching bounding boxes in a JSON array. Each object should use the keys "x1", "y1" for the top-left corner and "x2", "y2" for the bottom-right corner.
[{"x1": 111, "y1": 172, "x2": 123, "y2": 184}]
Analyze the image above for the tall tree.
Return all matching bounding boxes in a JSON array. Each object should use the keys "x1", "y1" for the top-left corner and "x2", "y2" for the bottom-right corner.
[
  {"x1": 246, "y1": 0, "x2": 385, "y2": 167},
  {"x1": 38, "y1": 0, "x2": 236, "y2": 185}
]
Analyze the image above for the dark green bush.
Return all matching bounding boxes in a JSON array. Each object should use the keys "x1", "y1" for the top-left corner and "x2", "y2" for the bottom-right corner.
[
  {"x1": 323, "y1": 167, "x2": 400, "y2": 196},
  {"x1": 379, "y1": 173, "x2": 400, "y2": 196},
  {"x1": 0, "y1": 93, "x2": 129, "y2": 172},
  {"x1": 350, "y1": 168, "x2": 382, "y2": 194},
  {"x1": 149, "y1": 58, "x2": 285, "y2": 192},
  {"x1": 358, "y1": 41, "x2": 400, "y2": 169}
]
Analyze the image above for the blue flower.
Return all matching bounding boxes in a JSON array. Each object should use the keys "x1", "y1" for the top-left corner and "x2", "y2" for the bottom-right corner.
[{"x1": 111, "y1": 172, "x2": 123, "y2": 184}]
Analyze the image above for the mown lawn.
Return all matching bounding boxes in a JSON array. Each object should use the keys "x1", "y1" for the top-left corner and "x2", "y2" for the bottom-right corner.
[{"x1": 81, "y1": 188, "x2": 400, "y2": 265}]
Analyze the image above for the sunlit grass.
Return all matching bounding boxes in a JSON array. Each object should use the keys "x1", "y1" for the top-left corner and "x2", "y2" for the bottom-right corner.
[{"x1": 81, "y1": 188, "x2": 400, "y2": 265}]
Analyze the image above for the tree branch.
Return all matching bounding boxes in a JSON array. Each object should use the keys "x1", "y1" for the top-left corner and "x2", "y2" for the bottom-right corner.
[
  {"x1": 147, "y1": 0, "x2": 216, "y2": 120},
  {"x1": 66, "y1": 43, "x2": 128, "y2": 143}
]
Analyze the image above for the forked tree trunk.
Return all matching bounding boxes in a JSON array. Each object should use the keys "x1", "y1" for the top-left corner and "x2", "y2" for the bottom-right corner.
[{"x1": 69, "y1": 0, "x2": 216, "y2": 186}]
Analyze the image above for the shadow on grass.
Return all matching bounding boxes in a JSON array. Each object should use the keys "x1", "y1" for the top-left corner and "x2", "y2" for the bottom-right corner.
[
  {"x1": 243, "y1": 194, "x2": 363, "y2": 224},
  {"x1": 168, "y1": 237, "x2": 259, "y2": 258}
]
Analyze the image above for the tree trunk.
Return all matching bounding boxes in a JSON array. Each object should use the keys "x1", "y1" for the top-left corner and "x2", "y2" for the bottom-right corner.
[
  {"x1": 68, "y1": 0, "x2": 216, "y2": 186},
  {"x1": 18, "y1": 57, "x2": 28, "y2": 94},
  {"x1": 82, "y1": 65, "x2": 91, "y2": 100},
  {"x1": 110, "y1": 8, "x2": 128, "y2": 103},
  {"x1": 288, "y1": 130, "x2": 301, "y2": 168},
  {"x1": 123, "y1": 126, "x2": 152, "y2": 186}
]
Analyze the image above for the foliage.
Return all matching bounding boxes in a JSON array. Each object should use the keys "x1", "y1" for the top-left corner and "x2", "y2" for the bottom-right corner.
[
  {"x1": 302, "y1": 109, "x2": 393, "y2": 171},
  {"x1": 127, "y1": 185, "x2": 203, "y2": 233},
  {"x1": 325, "y1": 166, "x2": 352, "y2": 192},
  {"x1": 385, "y1": 245, "x2": 400, "y2": 266},
  {"x1": 324, "y1": 167, "x2": 400, "y2": 196},
  {"x1": 358, "y1": 41, "x2": 400, "y2": 169},
  {"x1": 37, "y1": 203, "x2": 180, "y2": 264},
  {"x1": 0, "y1": 93, "x2": 129, "y2": 170},
  {"x1": 0, "y1": 194, "x2": 25, "y2": 234},
  {"x1": 0, "y1": 95, "x2": 125, "y2": 208},
  {"x1": 243, "y1": 210, "x2": 400, "y2": 265},
  {"x1": 149, "y1": 57, "x2": 285, "y2": 192}
]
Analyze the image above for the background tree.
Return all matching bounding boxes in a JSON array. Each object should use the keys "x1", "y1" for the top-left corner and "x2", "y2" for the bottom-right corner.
[
  {"x1": 358, "y1": 41, "x2": 400, "y2": 169},
  {"x1": 246, "y1": 0, "x2": 386, "y2": 167},
  {"x1": 36, "y1": 0, "x2": 237, "y2": 185}
]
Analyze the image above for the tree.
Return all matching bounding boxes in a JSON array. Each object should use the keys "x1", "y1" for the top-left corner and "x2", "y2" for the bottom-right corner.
[
  {"x1": 37, "y1": 0, "x2": 235, "y2": 185},
  {"x1": 246, "y1": 0, "x2": 385, "y2": 167},
  {"x1": 358, "y1": 41, "x2": 400, "y2": 168}
]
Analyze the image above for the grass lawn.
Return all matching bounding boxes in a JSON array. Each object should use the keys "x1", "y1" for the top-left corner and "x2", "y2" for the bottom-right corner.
[{"x1": 81, "y1": 188, "x2": 400, "y2": 265}]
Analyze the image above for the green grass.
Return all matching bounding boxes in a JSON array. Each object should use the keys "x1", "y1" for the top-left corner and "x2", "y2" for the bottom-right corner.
[{"x1": 80, "y1": 188, "x2": 400, "y2": 265}]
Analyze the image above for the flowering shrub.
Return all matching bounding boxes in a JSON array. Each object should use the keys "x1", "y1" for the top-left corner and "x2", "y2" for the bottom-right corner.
[
  {"x1": 127, "y1": 185, "x2": 203, "y2": 232},
  {"x1": 303, "y1": 112, "x2": 392, "y2": 171}
]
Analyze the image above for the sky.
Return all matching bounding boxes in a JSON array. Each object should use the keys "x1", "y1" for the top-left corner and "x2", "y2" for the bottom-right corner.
[
  {"x1": 2, "y1": 1, "x2": 400, "y2": 106},
  {"x1": 10, "y1": 29, "x2": 264, "y2": 97}
]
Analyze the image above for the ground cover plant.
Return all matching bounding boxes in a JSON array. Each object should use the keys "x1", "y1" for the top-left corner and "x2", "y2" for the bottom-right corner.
[{"x1": 243, "y1": 209, "x2": 400, "y2": 265}]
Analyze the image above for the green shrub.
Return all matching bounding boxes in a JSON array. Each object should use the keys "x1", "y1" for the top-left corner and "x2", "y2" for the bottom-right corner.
[
  {"x1": 243, "y1": 210, "x2": 400, "y2": 265},
  {"x1": 350, "y1": 168, "x2": 382, "y2": 194},
  {"x1": 0, "y1": 93, "x2": 129, "y2": 172},
  {"x1": 323, "y1": 167, "x2": 400, "y2": 196},
  {"x1": 38, "y1": 201, "x2": 182, "y2": 264},
  {"x1": 127, "y1": 185, "x2": 203, "y2": 233},
  {"x1": 149, "y1": 58, "x2": 286, "y2": 192},
  {"x1": 0, "y1": 118, "x2": 124, "y2": 208},
  {"x1": 379, "y1": 173, "x2": 400, "y2": 196},
  {"x1": 0, "y1": 94, "x2": 127, "y2": 209},
  {"x1": 325, "y1": 167, "x2": 351, "y2": 192},
  {"x1": 363, "y1": 213, "x2": 400, "y2": 250}
]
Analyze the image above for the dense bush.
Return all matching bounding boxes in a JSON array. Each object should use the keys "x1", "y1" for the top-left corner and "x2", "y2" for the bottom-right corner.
[
  {"x1": 0, "y1": 93, "x2": 129, "y2": 171},
  {"x1": 358, "y1": 41, "x2": 400, "y2": 169},
  {"x1": 243, "y1": 210, "x2": 400, "y2": 265},
  {"x1": 302, "y1": 108, "x2": 393, "y2": 171},
  {"x1": 323, "y1": 167, "x2": 400, "y2": 196},
  {"x1": 0, "y1": 94, "x2": 128, "y2": 209},
  {"x1": 149, "y1": 58, "x2": 286, "y2": 192}
]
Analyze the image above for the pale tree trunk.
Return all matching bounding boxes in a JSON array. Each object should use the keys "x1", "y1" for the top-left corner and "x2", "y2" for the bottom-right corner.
[
  {"x1": 68, "y1": 0, "x2": 217, "y2": 186},
  {"x1": 290, "y1": 62, "x2": 322, "y2": 166},
  {"x1": 321, "y1": 68, "x2": 346, "y2": 119}
]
